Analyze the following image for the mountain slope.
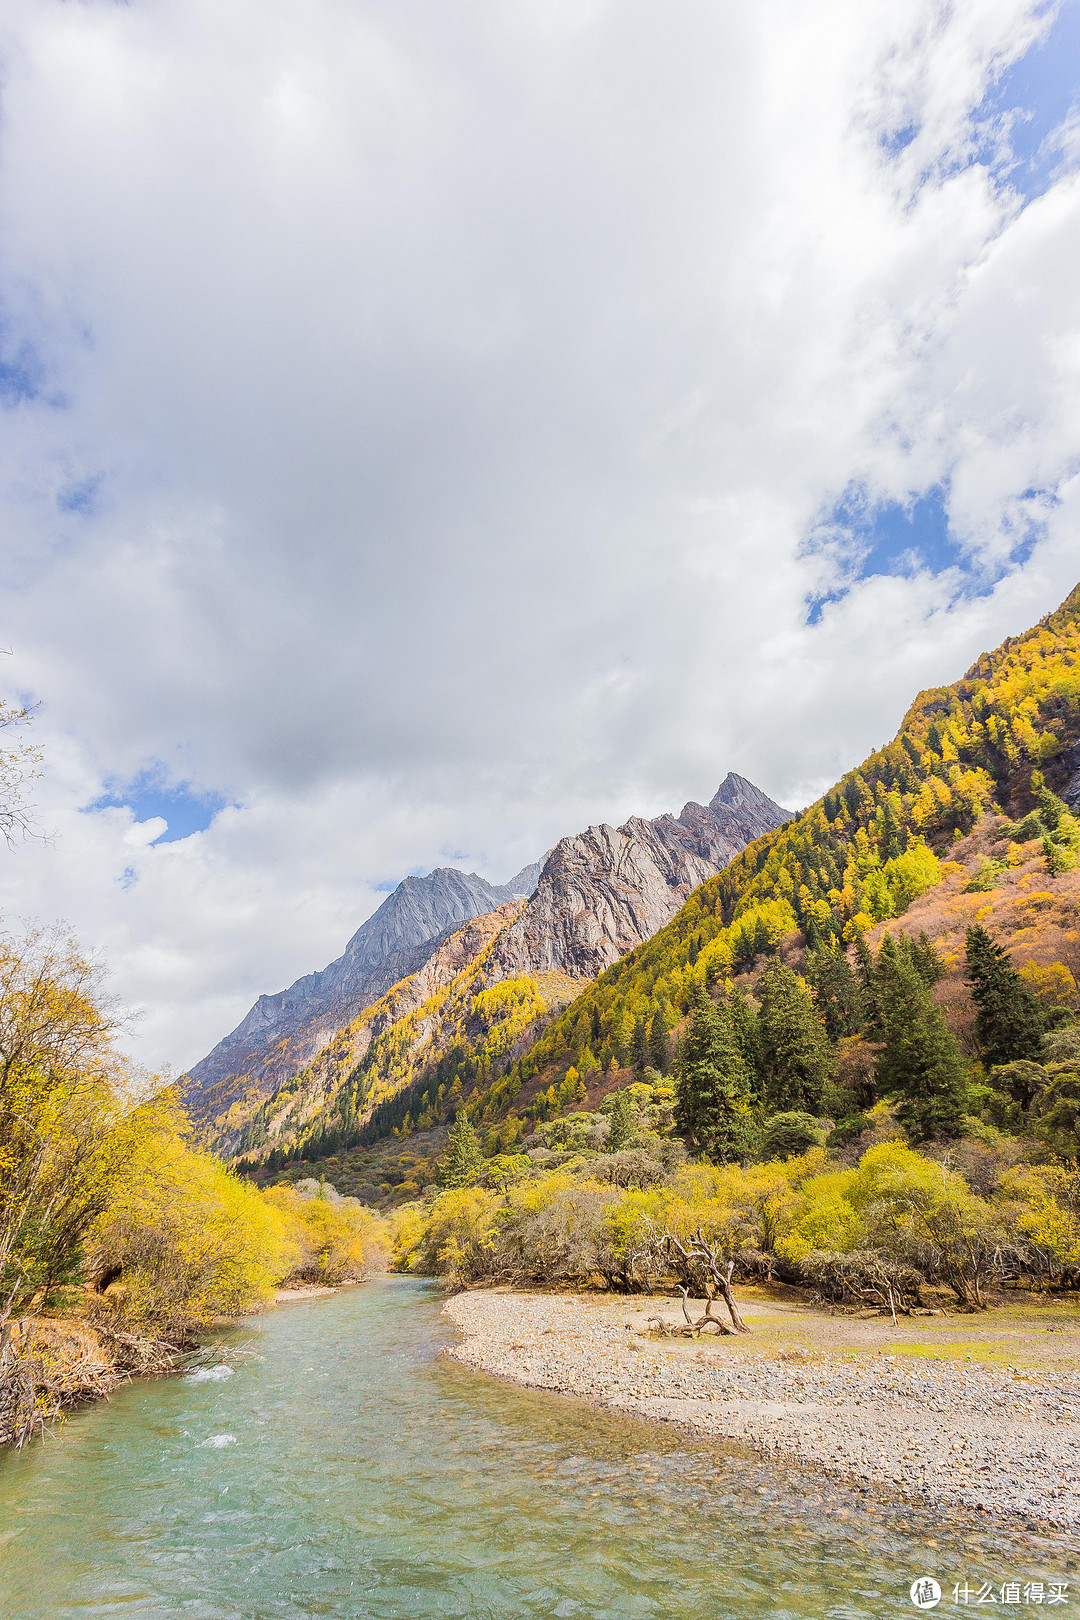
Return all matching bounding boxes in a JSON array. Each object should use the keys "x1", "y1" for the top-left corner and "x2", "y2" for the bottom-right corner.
[
  {"x1": 184, "y1": 865, "x2": 532, "y2": 1125},
  {"x1": 491, "y1": 774, "x2": 791, "y2": 981},
  {"x1": 464, "y1": 581, "x2": 1080, "y2": 1125},
  {"x1": 220, "y1": 772, "x2": 790, "y2": 1163},
  {"x1": 211, "y1": 902, "x2": 529, "y2": 1158}
]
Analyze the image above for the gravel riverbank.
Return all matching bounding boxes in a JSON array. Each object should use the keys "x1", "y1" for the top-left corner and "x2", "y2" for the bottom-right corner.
[{"x1": 443, "y1": 1290, "x2": 1080, "y2": 1531}]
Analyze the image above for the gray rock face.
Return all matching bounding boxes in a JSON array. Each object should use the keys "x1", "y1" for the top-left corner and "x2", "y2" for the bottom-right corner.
[
  {"x1": 184, "y1": 772, "x2": 790, "y2": 1127},
  {"x1": 491, "y1": 773, "x2": 791, "y2": 981},
  {"x1": 184, "y1": 866, "x2": 527, "y2": 1105},
  {"x1": 504, "y1": 860, "x2": 544, "y2": 897}
]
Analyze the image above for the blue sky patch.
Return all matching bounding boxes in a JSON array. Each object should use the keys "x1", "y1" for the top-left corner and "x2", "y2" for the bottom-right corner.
[
  {"x1": 57, "y1": 475, "x2": 102, "y2": 515},
  {"x1": 88, "y1": 767, "x2": 229, "y2": 843},
  {"x1": 878, "y1": 2, "x2": 1079, "y2": 202},
  {"x1": 841, "y1": 485, "x2": 957, "y2": 578},
  {"x1": 978, "y1": 0, "x2": 1080, "y2": 201},
  {"x1": 0, "y1": 350, "x2": 40, "y2": 406},
  {"x1": 804, "y1": 480, "x2": 1053, "y2": 624}
]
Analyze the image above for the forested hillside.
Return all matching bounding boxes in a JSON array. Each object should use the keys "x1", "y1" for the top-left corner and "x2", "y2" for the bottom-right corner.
[
  {"x1": 217, "y1": 774, "x2": 788, "y2": 1172},
  {"x1": 237, "y1": 582, "x2": 1080, "y2": 1230},
  {"x1": 461, "y1": 581, "x2": 1080, "y2": 1129},
  {"x1": 378, "y1": 584, "x2": 1080, "y2": 1310}
]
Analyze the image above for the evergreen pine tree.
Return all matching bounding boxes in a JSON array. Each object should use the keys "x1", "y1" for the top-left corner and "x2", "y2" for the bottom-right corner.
[
  {"x1": 728, "y1": 990, "x2": 762, "y2": 1086},
  {"x1": 964, "y1": 924, "x2": 1045, "y2": 1067},
  {"x1": 605, "y1": 1087, "x2": 636, "y2": 1151},
  {"x1": 910, "y1": 930, "x2": 945, "y2": 986},
  {"x1": 630, "y1": 1016, "x2": 649, "y2": 1076},
  {"x1": 756, "y1": 958, "x2": 833, "y2": 1114},
  {"x1": 439, "y1": 1110, "x2": 482, "y2": 1187},
  {"x1": 804, "y1": 948, "x2": 864, "y2": 1040},
  {"x1": 879, "y1": 797, "x2": 906, "y2": 858},
  {"x1": 875, "y1": 939, "x2": 968, "y2": 1141},
  {"x1": 673, "y1": 993, "x2": 754, "y2": 1162},
  {"x1": 647, "y1": 1007, "x2": 670, "y2": 1074},
  {"x1": 1033, "y1": 772, "x2": 1068, "y2": 833},
  {"x1": 853, "y1": 931, "x2": 878, "y2": 1030}
]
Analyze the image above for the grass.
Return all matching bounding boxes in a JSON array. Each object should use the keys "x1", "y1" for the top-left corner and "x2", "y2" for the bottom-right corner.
[{"x1": 618, "y1": 1284, "x2": 1080, "y2": 1371}]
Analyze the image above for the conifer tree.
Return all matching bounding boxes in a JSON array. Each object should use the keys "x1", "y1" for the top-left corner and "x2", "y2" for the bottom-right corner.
[
  {"x1": 756, "y1": 959, "x2": 833, "y2": 1114},
  {"x1": 647, "y1": 1007, "x2": 669, "y2": 1074},
  {"x1": 879, "y1": 797, "x2": 906, "y2": 859},
  {"x1": 728, "y1": 989, "x2": 761, "y2": 1084},
  {"x1": 673, "y1": 993, "x2": 754, "y2": 1162},
  {"x1": 875, "y1": 937, "x2": 968, "y2": 1141},
  {"x1": 853, "y1": 932, "x2": 879, "y2": 1031},
  {"x1": 439, "y1": 1110, "x2": 482, "y2": 1187},
  {"x1": 910, "y1": 930, "x2": 945, "y2": 986},
  {"x1": 605, "y1": 1087, "x2": 636, "y2": 1151},
  {"x1": 964, "y1": 924, "x2": 1044, "y2": 1067},
  {"x1": 630, "y1": 1016, "x2": 649, "y2": 1076},
  {"x1": 804, "y1": 948, "x2": 864, "y2": 1040},
  {"x1": 1033, "y1": 772, "x2": 1068, "y2": 833}
]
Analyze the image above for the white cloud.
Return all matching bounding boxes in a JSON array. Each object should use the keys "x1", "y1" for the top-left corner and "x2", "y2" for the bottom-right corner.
[
  {"x1": 0, "y1": 0, "x2": 1078, "y2": 1069},
  {"x1": 123, "y1": 818, "x2": 168, "y2": 847}
]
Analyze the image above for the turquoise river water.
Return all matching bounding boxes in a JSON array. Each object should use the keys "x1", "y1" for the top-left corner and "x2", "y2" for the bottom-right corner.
[{"x1": 0, "y1": 1277, "x2": 1074, "y2": 1619}]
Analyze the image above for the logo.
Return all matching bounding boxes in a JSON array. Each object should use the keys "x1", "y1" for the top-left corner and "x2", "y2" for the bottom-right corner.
[{"x1": 911, "y1": 1579, "x2": 943, "y2": 1610}]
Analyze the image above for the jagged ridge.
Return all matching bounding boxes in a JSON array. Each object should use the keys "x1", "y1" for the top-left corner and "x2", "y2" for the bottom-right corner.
[
  {"x1": 217, "y1": 772, "x2": 790, "y2": 1161},
  {"x1": 465, "y1": 581, "x2": 1080, "y2": 1124},
  {"x1": 185, "y1": 866, "x2": 532, "y2": 1126}
]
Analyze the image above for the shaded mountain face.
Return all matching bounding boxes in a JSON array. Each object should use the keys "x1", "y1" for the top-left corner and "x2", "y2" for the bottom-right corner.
[
  {"x1": 198, "y1": 771, "x2": 790, "y2": 1159},
  {"x1": 184, "y1": 866, "x2": 530, "y2": 1118}
]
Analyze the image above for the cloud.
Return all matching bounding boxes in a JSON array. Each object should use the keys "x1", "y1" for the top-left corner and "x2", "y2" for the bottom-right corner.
[{"x1": 0, "y1": 0, "x2": 1078, "y2": 1069}]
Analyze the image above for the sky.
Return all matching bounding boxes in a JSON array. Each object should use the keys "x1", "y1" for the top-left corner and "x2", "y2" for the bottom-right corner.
[{"x1": 0, "y1": 0, "x2": 1079, "y2": 1074}]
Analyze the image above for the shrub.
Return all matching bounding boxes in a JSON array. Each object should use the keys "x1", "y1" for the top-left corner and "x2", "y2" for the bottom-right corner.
[
  {"x1": 93, "y1": 1126, "x2": 299, "y2": 1329},
  {"x1": 825, "y1": 1113, "x2": 873, "y2": 1151},
  {"x1": 263, "y1": 1184, "x2": 387, "y2": 1284},
  {"x1": 590, "y1": 1150, "x2": 667, "y2": 1189},
  {"x1": 760, "y1": 1111, "x2": 827, "y2": 1161},
  {"x1": 800, "y1": 1249, "x2": 924, "y2": 1313}
]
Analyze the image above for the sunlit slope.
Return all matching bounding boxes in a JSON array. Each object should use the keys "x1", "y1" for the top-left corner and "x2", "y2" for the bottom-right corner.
[
  {"x1": 213, "y1": 902, "x2": 546, "y2": 1159},
  {"x1": 466, "y1": 582, "x2": 1080, "y2": 1122},
  {"x1": 234, "y1": 582, "x2": 1080, "y2": 1166}
]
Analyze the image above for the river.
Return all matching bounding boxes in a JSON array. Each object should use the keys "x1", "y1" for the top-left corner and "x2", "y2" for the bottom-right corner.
[{"x1": 0, "y1": 1278, "x2": 1071, "y2": 1618}]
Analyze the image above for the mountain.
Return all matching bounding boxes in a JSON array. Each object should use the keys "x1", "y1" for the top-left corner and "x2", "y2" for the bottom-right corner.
[
  {"x1": 226, "y1": 581, "x2": 1080, "y2": 1191},
  {"x1": 504, "y1": 861, "x2": 544, "y2": 896},
  {"x1": 492, "y1": 773, "x2": 794, "y2": 981},
  {"x1": 469, "y1": 581, "x2": 1080, "y2": 1119},
  {"x1": 184, "y1": 865, "x2": 534, "y2": 1124},
  {"x1": 214, "y1": 772, "x2": 790, "y2": 1162}
]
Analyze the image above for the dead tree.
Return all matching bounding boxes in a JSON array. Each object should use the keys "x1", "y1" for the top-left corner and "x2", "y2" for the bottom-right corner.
[{"x1": 663, "y1": 1231, "x2": 751, "y2": 1335}]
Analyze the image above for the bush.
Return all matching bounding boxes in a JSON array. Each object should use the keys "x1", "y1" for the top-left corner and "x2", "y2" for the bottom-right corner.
[
  {"x1": 590, "y1": 1149, "x2": 667, "y2": 1189},
  {"x1": 1033, "y1": 1067, "x2": 1080, "y2": 1160},
  {"x1": 760, "y1": 1111, "x2": 827, "y2": 1161},
  {"x1": 93, "y1": 1120, "x2": 299, "y2": 1329},
  {"x1": 800, "y1": 1249, "x2": 924, "y2": 1313},
  {"x1": 263, "y1": 1184, "x2": 387, "y2": 1284},
  {"x1": 825, "y1": 1113, "x2": 872, "y2": 1151}
]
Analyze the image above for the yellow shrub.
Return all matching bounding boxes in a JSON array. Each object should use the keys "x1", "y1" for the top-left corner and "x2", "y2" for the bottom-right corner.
[
  {"x1": 392, "y1": 1186, "x2": 500, "y2": 1279},
  {"x1": 997, "y1": 1164, "x2": 1080, "y2": 1273},
  {"x1": 263, "y1": 1186, "x2": 388, "y2": 1284},
  {"x1": 1019, "y1": 961, "x2": 1079, "y2": 1011},
  {"x1": 93, "y1": 1110, "x2": 299, "y2": 1328}
]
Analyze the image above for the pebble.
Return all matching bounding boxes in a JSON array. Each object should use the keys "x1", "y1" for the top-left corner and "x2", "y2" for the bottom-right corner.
[{"x1": 443, "y1": 1291, "x2": 1080, "y2": 1531}]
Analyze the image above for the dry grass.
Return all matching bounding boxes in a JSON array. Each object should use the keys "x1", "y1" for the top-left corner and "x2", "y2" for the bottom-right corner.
[{"x1": 619, "y1": 1284, "x2": 1080, "y2": 1372}]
